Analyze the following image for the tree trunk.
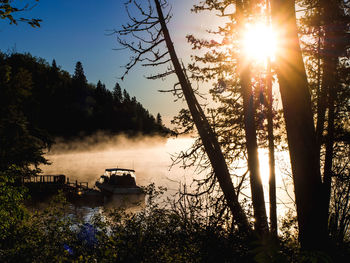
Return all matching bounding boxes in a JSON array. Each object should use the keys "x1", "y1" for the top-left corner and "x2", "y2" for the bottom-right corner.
[
  {"x1": 240, "y1": 67, "x2": 269, "y2": 236},
  {"x1": 266, "y1": 1, "x2": 277, "y2": 238},
  {"x1": 236, "y1": 0, "x2": 269, "y2": 236},
  {"x1": 323, "y1": 86, "x2": 335, "y2": 214},
  {"x1": 318, "y1": 0, "x2": 341, "y2": 234},
  {"x1": 270, "y1": 0, "x2": 328, "y2": 250},
  {"x1": 266, "y1": 58, "x2": 277, "y2": 238},
  {"x1": 154, "y1": 0, "x2": 252, "y2": 234}
]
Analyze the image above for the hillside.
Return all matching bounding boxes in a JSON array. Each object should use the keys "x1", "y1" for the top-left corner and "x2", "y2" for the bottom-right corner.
[{"x1": 0, "y1": 52, "x2": 170, "y2": 139}]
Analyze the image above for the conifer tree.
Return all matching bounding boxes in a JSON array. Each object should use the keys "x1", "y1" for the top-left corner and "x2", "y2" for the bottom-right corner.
[
  {"x1": 113, "y1": 82, "x2": 123, "y2": 103},
  {"x1": 116, "y1": 0, "x2": 251, "y2": 233},
  {"x1": 73, "y1": 61, "x2": 87, "y2": 85},
  {"x1": 0, "y1": 52, "x2": 167, "y2": 137},
  {"x1": 156, "y1": 113, "x2": 162, "y2": 126},
  {"x1": 298, "y1": 0, "x2": 350, "y2": 244},
  {"x1": 123, "y1": 89, "x2": 130, "y2": 103},
  {"x1": 51, "y1": 59, "x2": 57, "y2": 69}
]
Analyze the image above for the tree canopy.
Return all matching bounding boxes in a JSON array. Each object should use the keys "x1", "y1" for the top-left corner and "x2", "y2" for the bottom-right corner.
[{"x1": 0, "y1": 52, "x2": 170, "y2": 139}]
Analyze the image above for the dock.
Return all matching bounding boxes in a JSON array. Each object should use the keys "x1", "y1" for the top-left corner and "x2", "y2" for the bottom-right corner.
[{"x1": 23, "y1": 174, "x2": 104, "y2": 206}]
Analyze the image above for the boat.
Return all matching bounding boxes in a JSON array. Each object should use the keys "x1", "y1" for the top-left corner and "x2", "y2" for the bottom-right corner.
[{"x1": 95, "y1": 168, "x2": 144, "y2": 195}]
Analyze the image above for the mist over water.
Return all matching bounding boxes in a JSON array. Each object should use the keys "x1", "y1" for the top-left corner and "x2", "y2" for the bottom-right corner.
[
  {"x1": 41, "y1": 134, "x2": 294, "y2": 219},
  {"x1": 41, "y1": 134, "x2": 196, "y2": 196}
]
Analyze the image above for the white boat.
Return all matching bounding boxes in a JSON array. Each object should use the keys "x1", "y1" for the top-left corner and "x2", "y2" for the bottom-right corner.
[{"x1": 95, "y1": 168, "x2": 143, "y2": 195}]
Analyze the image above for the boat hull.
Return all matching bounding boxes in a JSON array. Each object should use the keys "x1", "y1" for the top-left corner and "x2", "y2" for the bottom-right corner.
[{"x1": 96, "y1": 182, "x2": 144, "y2": 195}]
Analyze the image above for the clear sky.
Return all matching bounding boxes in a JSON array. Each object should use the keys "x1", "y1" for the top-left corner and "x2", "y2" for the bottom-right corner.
[{"x1": 1, "y1": 0, "x2": 217, "y2": 126}]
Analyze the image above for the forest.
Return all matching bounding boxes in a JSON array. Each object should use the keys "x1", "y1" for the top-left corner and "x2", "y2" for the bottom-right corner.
[
  {"x1": 0, "y1": 52, "x2": 169, "y2": 138},
  {"x1": 1, "y1": 0, "x2": 350, "y2": 262}
]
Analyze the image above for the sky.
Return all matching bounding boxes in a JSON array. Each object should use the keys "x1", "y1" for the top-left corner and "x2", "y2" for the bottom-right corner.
[{"x1": 0, "y1": 0, "x2": 218, "y2": 126}]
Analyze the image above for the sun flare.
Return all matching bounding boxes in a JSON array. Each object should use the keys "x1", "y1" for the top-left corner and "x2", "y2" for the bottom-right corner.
[{"x1": 243, "y1": 23, "x2": 277, "y2": 62}]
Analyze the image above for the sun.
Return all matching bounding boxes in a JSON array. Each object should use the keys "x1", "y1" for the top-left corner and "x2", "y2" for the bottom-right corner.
[{"x1": 243, "y1": 23, "x2": 277, "y2": 62}]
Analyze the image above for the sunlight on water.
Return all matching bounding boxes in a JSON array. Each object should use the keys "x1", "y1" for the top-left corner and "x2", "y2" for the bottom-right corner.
[{"x1": 41, "y1": 135, "x2": 295, "y2": 220}]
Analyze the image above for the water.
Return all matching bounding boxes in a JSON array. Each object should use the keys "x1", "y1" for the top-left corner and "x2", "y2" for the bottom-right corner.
[
  {"x1": 40, "y1": 135, "x2": 295, "y2": 222},
  {"x1": 41, "y1": 135, "x2": 195, "y2": 194}
]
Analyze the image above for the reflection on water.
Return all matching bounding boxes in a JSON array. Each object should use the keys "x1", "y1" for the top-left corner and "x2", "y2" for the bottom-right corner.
[
  {"x1": 104, "y1": 193, "x2": 145, "y2": 210},
  {"x1": 26, "y1": 192, "x2": 146, "y2": 223},
  {"x1": 69, "y1": 193, "x2": 146, "y2": 222},
  {"x1": 39, "y1": 135, "x2": 294, "y2": 221},
  {"x1": 37, "y1": 135, "x2": 195, "y2": 220},
  {"x1": 70, "y1": 193, "x2": 145, "y2": 209}
]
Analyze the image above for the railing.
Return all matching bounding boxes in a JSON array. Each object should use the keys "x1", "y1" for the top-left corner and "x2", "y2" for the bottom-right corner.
[
  {"x1": 23, "y1": 175, "x2": 89, "y2": 190},
  {"x1": 66, "y1": 178, "x2": 89, "y2": 189},
  {"x1": 23, "y1": 174, "x2": 66, "y2": 184}
]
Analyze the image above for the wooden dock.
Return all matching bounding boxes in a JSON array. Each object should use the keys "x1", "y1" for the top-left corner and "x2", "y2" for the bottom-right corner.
[
  {"x1": 23, "y1": 174, "x2": 88, "y2": 190},
  {"x1": 23, "y1": 174, "x2": 104, "y2": 205}
]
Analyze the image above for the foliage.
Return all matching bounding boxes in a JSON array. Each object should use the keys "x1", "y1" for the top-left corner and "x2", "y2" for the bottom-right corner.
[
  {"x1": 0, "y1": 184, "x2": 348, "y2": 262},
  {"x1": 0, "y1": 0, "x2": 41, "y2": 27},
  {"x1": 329, "y1": 143, "x2": 350, "y2": 242},
  {"x1": 0, "y1": 185, "x2": 266, "y2": 262},
  {"x1": 0, "y1": 166, "x2": 28, "y2": 245},
  {"x1": 114, "y1": 0, "x2": 253, "y2": 234},
  {"x1": 1, "y1": 0, "x2": 349, "y2": 260},
  {"x1": 0, "y1": 55, "x2": 50, "y2": 176},
  {"x1": 0, "y1": 52, "x2": 171, "y2": 139},
  {"x1": 169, "y1": 0, "x2": 285, "y2": 234},
  {"x1": 297, "y1": 0, "x2": 350, "y2": 244}
]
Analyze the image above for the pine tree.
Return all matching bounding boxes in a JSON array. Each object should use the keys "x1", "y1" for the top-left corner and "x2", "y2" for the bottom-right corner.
[
  {"x1": 113, "y1": 82, "x2": 123, "y2": 103},
  {"x1": 70, "y1": 61, "x2": 89, "y2": 133},
  {"x1": 156, "y1": 113, "x2": 163, "y2": 126},
  {"x1": 116, "y1": 0, "x2": 251, "y2": 233},
  {"x1": 0, "y1": 52, "x2": 167, "y2": 138},
  {"x1": 0, "y1": 63, "x2": 49, "y2": 176},
  {"x1": 73, "y1": 61, "x2": 87, "y2": 84},
  {"x1": 187, "y1": 0, "x2": 270, "y2": 235},
  {"x1": 298, "y1": 0, "x2": 350, "y2": 244},
  {"x1": 52, "y1": 59, "x2": 58, "y2": 69},
  {"x1": 270, "y1": 0, "x2": 327, "y2": 250},
  {"x1": 123, "y1": 89, "x2": 130, "y2": 103},
  {"x1": 96, "y1": 80, "x2": 103, "y2": 90}
]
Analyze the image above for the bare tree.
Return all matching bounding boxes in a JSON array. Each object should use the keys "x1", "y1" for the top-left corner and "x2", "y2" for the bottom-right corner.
[{"x1": 115, "y1": 0, "x2": 251, "y2": 233}]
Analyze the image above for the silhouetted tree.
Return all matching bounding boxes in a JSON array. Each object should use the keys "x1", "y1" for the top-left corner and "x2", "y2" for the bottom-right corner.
[
  {"x1": 235, "y1": 0, "x2": 269, "y2": 235},
  {"x1": 298, "y1": 0, "x2": 350, "y2": 245},
  {"x1": 51, "y1": 59, "x2": 57, "y2": 69},
  {"x1": 72, "y1": 61, "x2": 87, "y2": 85},
  {"x1": 123, "y1": 89, "x2": 130, "y2": 103},
  {"x1": 0, "y1": 57, "x2": 49, "y2": 177},
  {"x1": 188, "y1": 0, "x2": 273, "y2": 236},
  {"x1": 270, "y1": 0, "x2": 327, "y2": 250},
  {"x1": 0, "y1": 52, "x2": 168, "y2": 138},
  {"x1": 113, "y1": 82, "x2": 123, "y2": 104},
  {"x1": 156, "y1": 113, "x2": 162, "y2": 126},
  {"x1": 116, "y1": 0, "x2": 251, "y2": 233}
]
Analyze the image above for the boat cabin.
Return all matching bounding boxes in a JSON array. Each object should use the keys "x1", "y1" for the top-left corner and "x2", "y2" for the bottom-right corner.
[{"x1": 98, "y1": 168, "x2": 137, "y2": 187}]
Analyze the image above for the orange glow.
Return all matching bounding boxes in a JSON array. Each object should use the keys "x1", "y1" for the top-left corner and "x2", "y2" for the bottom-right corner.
[{"x1": 243, "y1": 23, "x2": 277, "y2": 62}]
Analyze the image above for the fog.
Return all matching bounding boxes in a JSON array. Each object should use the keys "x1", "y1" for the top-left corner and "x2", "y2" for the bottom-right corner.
[
  {"x1": 41, "y1": 134, "x2": 196, "y2": 195},
  {"x1": 40, "y1": 134, "x2": 295, "y2": 216}
]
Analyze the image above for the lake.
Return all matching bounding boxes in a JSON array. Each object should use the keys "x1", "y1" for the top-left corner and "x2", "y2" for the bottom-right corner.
[{"x1": 40, "y1": 134, "x2": 295, "y2": 219}]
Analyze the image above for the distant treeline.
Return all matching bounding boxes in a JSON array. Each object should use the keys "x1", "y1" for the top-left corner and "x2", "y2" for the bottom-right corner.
[{"x1": 0, "y1": 52, "x2": 170, "y2": 139}]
